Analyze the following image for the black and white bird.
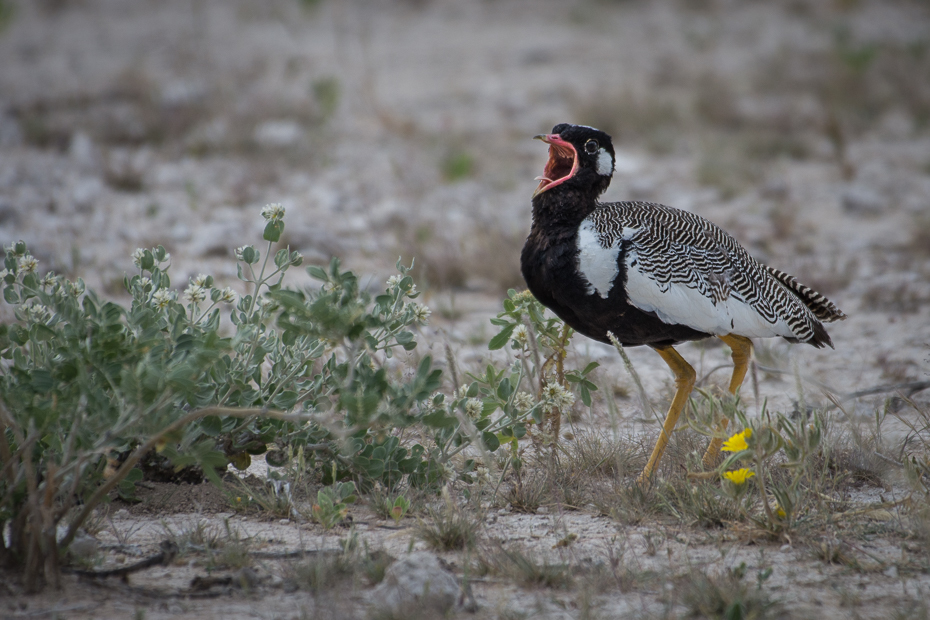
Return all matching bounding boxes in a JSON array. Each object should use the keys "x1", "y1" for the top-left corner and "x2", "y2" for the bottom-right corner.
[{"x1": 521, "y1": 124, "x2": 846, "y2": 483}]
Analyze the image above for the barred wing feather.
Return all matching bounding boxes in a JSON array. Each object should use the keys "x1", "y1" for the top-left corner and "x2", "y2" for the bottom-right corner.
[{"x1": 584, "y1": 202, "x2": 837, "y2": 347}]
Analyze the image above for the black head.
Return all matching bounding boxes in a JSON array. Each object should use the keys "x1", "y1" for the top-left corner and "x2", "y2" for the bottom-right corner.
[{"x1": 533, "y1": 124, "x2": 615, "y2": 198}]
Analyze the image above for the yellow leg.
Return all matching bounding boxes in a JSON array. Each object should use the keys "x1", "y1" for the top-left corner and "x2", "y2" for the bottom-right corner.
[
  {"x1": 702, "y1": 334, "x2": 753, "y2": 468},
  {"x1": 637, "y1": 346, "x2": 696, "y2": 485}
]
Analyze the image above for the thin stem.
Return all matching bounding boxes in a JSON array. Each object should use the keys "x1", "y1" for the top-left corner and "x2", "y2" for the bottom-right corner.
[
  {"x1": 193, "y1": 300, "x2": 220, "y2": 325},
  {"x1": 754, "y1": 453, "x2": 775, "y2": 529}
]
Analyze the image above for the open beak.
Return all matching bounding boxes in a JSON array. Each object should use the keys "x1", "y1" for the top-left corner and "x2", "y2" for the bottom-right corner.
[{"x1": 533, "y1": 134, "x2": 578, "y2": 197}]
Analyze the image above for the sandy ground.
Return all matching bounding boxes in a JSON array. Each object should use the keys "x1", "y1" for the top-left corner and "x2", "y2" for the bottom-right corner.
[{"x1": 1, "y1": 0, "x2": 930, "y2": 618}]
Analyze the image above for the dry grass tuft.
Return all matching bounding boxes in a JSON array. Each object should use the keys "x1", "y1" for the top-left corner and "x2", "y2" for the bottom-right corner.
[
  {"x1": 288, "y1": 546, "x2": 393, "y2": 594},
  {"x1": 416, "y1": 491, "x2": 483, "y2": 551},
  {"x1": 676, "y1": 563, "x2": 785, "y2": 620},
  {"x1": 506, "y1": 466, "x2": 551, "y2": 514},
  {"x1": 480, "y1": 546, "x2": 573, "y2": 589}
]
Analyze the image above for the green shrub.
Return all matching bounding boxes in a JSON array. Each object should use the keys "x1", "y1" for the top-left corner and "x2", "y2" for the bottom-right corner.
[{"x1": 0, "y1": 205, "x2": 447, "y2": 591}]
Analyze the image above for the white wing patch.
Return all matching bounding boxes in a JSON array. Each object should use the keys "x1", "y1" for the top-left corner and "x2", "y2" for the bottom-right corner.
[
  {"x1": 623, "y1": 246, "x2": 797, "y2": 338},
  {"x1": 577, "y1": 220, "x2": 635, "y2": 299}
]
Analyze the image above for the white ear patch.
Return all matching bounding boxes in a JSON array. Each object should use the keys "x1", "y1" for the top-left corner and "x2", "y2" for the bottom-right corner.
[{"x1": 596, "y1": 148, "x2": 614, "y2": 176}]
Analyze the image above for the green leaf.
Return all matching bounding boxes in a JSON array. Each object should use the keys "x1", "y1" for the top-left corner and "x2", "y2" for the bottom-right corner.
[
  {"x1": 263, "y1": 220, "x2": 285, "y2": 243},
  {"x1": 496, "y1": 377, "x2": 512, "y2": 401},
  {"x1": 200, "y1": 416, "x2": 223, "y2": 436},
  {"x1": 527, "y1": 303, "x2": 544, "y2": 324},
  {"x1": 422, "y1": 410, "x2": 457, "y2": 429},
  {"x1": 9, "y1": 324, "x2": 28, "y2": 345},
  {"x1": 307, "y1": 265, "x2": 328, "y2": 281},
  {"x1": 581, "y1": 361, "x2": 600, "y2": 375},
  {"x1": 482, "y1": 431, "x2": 501, "y2": 452},
  {"x1": 140, "y1": 250, "x2": 155, "y2": 271},
  {"x1": 30, "y1": 369, "x2": 53, "y2": 393},
  {"x1": 580, "y1": 385, "x2": 591, "y2": 407},
  {"x1": 273, "y1": 390, "x2": 299, "y2": 409},
  {"x1": 274, "y1": 248, "x2": 290, "y2": 269},
  {"x1": 3, "y1": 286, "x2": 19, "y2": 304},
  {"x1": 30, "y1": 324, "x2": 56, "y2": 342},
  {"x1": 230, "y1": 452, "x2": 252, "y2": 471},
  {"x1": 488, "y1": 323, "x2": 516, "y2": 350}
]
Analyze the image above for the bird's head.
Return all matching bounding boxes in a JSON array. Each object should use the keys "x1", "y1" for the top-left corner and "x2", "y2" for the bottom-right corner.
[{"x1": 533, "y1": 124, "x2": 615, "y2": 198}]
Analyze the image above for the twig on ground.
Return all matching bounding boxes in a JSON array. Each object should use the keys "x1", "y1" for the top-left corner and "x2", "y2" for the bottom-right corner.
[{"x1": 66, "y1": 540, "x2": 178, "y2": 580}]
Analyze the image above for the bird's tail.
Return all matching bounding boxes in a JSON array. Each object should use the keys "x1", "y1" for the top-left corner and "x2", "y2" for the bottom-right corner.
[{"x1": 764, "y1": 265, "x2": 847, "y2": 323}]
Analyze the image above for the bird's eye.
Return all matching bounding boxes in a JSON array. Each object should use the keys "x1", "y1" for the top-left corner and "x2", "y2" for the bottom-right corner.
[{"x1": 584, "y1": 139, "x2": 598, "y2": 154}]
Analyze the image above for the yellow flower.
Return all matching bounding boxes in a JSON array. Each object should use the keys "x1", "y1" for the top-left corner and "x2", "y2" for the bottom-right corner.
[
  {"x1": 720, "y1": 428, "x2": 752, "y2": 452},
  {"x1": 722, "y1": 468, "x2": 756, "y2": 484}
]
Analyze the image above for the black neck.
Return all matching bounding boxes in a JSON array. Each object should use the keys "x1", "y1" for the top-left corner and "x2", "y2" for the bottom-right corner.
[{"x1": 530, "y1": 185, "x2": 602, "y2": 233}]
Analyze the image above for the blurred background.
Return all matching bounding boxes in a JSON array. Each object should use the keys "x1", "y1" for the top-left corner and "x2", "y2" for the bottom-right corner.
[{"x1": 0, "y1": 0, "x2": 928, "y2": 392}]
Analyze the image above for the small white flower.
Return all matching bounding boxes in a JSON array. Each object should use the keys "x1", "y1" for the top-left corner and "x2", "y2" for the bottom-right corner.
[
  {"x1": 138, "y1": 276, "x2": 153, "y2": 292},
  {"x1": 153, "y1": 289, "x2": 174, "y2": 309},
  {"x1": 67, "y1": 279, "x2": 85, "y2": 297},
  {"x1": 464, "y1": 398, "x2": 483, "y2": 419},
  {"x1": 512, "y1": 289, "x2": 535, "y2": 305},
  {"x1": 192, "y1": 274, "x2": 212, "y2": 288},
  {"x1": 513, "y1": 391, "x2": 536, "y2": 412},
  {"x1": 183, "y1": 283, "x2": 207, "y2": 304},
  {"x1": 261, "y1": 203, "x2": 286, "y2": 222},
  {"x1": 17, "y1": 255, "x2": 38, "y2": 275},
  {"x1": 386, "y1": 274, "x2": 417, "y2": 296},
  {"x1": 219, "y1": 286, "x2": 237, "y2": 303},
  {"x1": 456, "y1": 385, "x2": 471, "y2": 400},
  {"x1": 511, "y1": 325, "x2": 529, "y2": 347},
  {"x1": 40, "y1": 272, "x2": 57, "y2": 288},
  {"x1": 476, "y1": 466, "x2": 491, "y2": 484},
  {"x1": 25, "y1": 304, "x2": 52, "y2": 324},
  {"x1": 131, "y1": 248, "x2": 145, "y2": 268},
  {"x1": 235, "y1": 246, "x2": 248, "y2": 261},
  {"x1": 255, "y1": 296, "x2": 277, "y2": 315},
  {"x1": 542, "y1": 381, "x2": 575, "y2": 413},
  {"x1": 410, "y1": 303, "x2": 431, "y2": 325}
]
